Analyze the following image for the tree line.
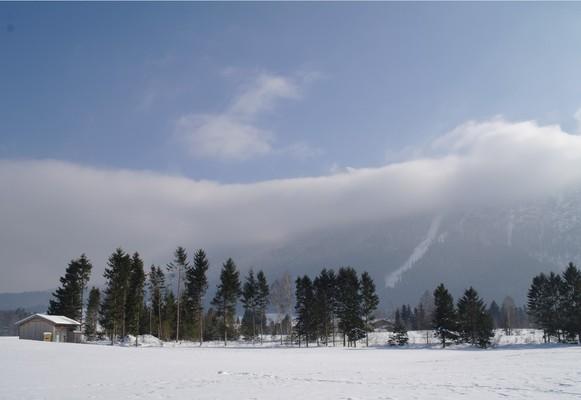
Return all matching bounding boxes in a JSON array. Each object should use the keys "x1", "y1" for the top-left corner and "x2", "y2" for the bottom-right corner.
[
  {"x1": 47, "y1": 249, "x2": 581, "y2": 348},
  {"x1": 48, "y1": 247, "x2": 296, "y2": 345}
]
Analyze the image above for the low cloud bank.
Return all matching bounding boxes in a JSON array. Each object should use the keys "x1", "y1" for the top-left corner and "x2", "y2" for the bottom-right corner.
[{"x1": 2, "y1": 118, "x2": 581, "y2": 291}]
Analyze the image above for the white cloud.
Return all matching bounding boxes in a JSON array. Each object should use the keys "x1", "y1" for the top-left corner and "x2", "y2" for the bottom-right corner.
[
  {"x1": 177, "y1": 114, "x2": 273, "y2": 161},
  {"x1": 176, "y1": 73, "x2": 305, "y2": 161},
  {"x1": 3, "y1": 118, "x2": 581, "y2": 291}
]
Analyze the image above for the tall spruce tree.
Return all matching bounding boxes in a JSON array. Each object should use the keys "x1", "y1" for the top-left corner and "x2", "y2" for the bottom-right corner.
[
  {"x1": 295, "y1": 275, "x2": 315, "y2": 347},
  {"x1": 100, "y1": 248, "x2": 131, "y2": 342},
  {"x1": 84, "y1": 287, "x2": 100, "y2": 340},
  {"x1": 48, "y1": 254, "x2": 93, "y2": 323},
  {"x1": 560, "y1": 263, "x2": 581, "y2": 342},
  {"x1": 336, "y1": 267, "x2": 364, "y2": 347},
  {"x1": 432, "y1": 283, "x2": 458, "y2": 348},
  {"x1": 126, "y1": 252, "x2": 146, "y2": 343},
  {"x1": 184, "y1": 249, "x2": 209, "y2": 346},
  {"x1": 256, "y1": 270, "x2": 269, "y2": 343},
  {"x1": 148, "y1": 265, "x2": 165, "y2": 339},
  {"x1": 457, "y1": 287, "x2": 494, "y2": 348},
  {"x1": 360, "y1": 271, "x2": 379, "y2": 347},
  {"x1": 528, "y1": 272, "x2": 563, "y2": 342},
  {"x1": 167, "y1": 246, "x2": 189, "y2": 342},
  {"x1": 241, "y1": 269, "x2": 258, "y2": 342},
  {"x1": 313, "y1": 269, "x2": 335, "y2": 345},
  {"x1": 162, "y1": 290, "x2": 176, "y2": 341},
  {"x1": 211, "y1": 258, "x2": 241, "y2": 346},
  {"x1": 390, "y1": 309, "x2": 408, "y2": 346}
]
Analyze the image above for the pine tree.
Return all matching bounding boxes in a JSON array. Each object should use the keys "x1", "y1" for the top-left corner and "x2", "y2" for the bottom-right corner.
[
  {"x1": 360, "y1": 271, "x2": 379, "y2": 347},
  {"x1": 184, "y1": 248, "x2": 209, "y2": 346},
  {"x1": 390, "y1": 309, "x2": 408, "y2": 346},
  {"x1": 336, "y1": 267, "x2": 364, "y2": 347},
  {"x1": 313, "y1": 269, "x2": 335, "y2": 345},
  {"x1": 148, "y1": 265, "x2": 165, "y2": 339},
  {"x1": 294, "y1": 275, "x2": 315, "y2": 347},
  {"x1": 76, "y1": 254, "x2": 92, "y2": 330},
  {"x1": 256, "y1": 270, "x2": 269, "y2": 344},
  {"x1": 84, "y1": 287, "x2": 100, "y2": 340},
  {"x1": 48, "y1": 254, "x2": 93, "y2": 323},
  {"x1": 528, "y1": 272, "x2": 563, "y2": 342},
  {"x1": 162, "y1": 290, "x2": 176, "y2": 341},
  {"x1": 560, "y1": 262, "x2": 581, "y2": 343},
  {"x1": 125, "y1": 252, "x2": 145, "y2": 343},
  {"x1": 167, "y1": 246, "x2": 189, "y2": 342},
  {"x1": 100, "y1": 248, "x2": 131, "y2": 342},
  {"x1": 432, "y1": 283, "x2": 458, "y2": 348},
  {"x1": 241, "y1": 269, "x2": 258, "y2": 343},
  {"x1": 211, "y1": 258, "x2": 241, "y2": 346},
  {"x1": 457, "y1": 287, "x2": 494, "y2": 348}
]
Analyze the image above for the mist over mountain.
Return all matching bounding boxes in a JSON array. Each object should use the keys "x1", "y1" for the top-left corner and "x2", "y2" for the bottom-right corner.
[{"x1": 245, "y1": 189, "x2": 581, "y2": 309}]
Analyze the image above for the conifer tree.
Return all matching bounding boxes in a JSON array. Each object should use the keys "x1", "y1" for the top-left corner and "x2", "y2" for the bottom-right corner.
[
  {"x1": 528, "y1": 272, "x2": 563, "y2": 342},
  {"x1": 256, "y1": 270, "x2": 270, "y2": 343},
  {"x1": 432, "y1": 283, "x2": 458, "y2": 348},
  {"x1": 162, "y1": 290, "x2": 176, "y2": 341},
  {"x1": 184, "y1": 249, "x2": 209, "y2": 346},
  {"x1": 100, "y1": 248, "x2": 131, "y2": 342},
  {"x1": 84, "y1": 287, "x2": 100, "y2": 340},
  {"x1": 457, "y1": 287, "x2": 494, "y2": 348},
  {"x1": 360, "y1": 271, "x2": 379, "y2": 347},
  {"x1": 390, "y1": 309, "x2": 408, "y2": 346},
  {"x1": 48, "y1": 254, "x2": 93, "y2": 323},
  {"x1": 241, "y1": 269, "x2": 258, "y2": 342},
  {"x1": 336, "y1": 267, "x2": 364, "y2": 347},
  {"x1": 167, "y1": 246, "x2": 189, "y2": 342},
  {"x1": 211, "y1": 258, "x2": 241, "y2": 346},
  {"x1": 313, "y1": 269, "x2": 335, "y2": 345},
  {"x1": 126, "y1": 252, "x2": 145, "y2": 343},
  {"x1": 295, "y1": 275, "x2": 315, "y2": 347},
  {"x1": 560, "y1": 263, "x2": 581, "y2": 342},
  {"x1": 148, "y1": 265, "x2": 165, "y2": 339}
]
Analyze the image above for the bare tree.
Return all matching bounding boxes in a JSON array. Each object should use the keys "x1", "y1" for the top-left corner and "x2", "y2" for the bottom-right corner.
[
  {"x1": 270, "y1": 272, "x2": 293, "y2": 344},
  {"x1": 167, "y1": 247, "x2": 189, "y2": 342}
]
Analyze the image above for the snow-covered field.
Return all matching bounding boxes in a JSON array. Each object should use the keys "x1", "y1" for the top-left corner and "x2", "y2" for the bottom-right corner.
[{"x1": 1, "y1": 336, "x2": 580, "y2": 400}]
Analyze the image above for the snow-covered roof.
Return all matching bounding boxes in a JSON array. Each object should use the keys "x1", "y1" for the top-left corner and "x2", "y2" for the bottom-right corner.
[{"x1": 15, "y1": 314, "x2": 80, "y2": 326}]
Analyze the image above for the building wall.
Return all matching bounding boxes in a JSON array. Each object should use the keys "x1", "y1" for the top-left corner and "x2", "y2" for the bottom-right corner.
[
  {"x1": 18, "y1": 317, "x2": 80, "y2": 342},
  {"x1": 18, "y1": 318, "x2": 55, "y2": 341}
]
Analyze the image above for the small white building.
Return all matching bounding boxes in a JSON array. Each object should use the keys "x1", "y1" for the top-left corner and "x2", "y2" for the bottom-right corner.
[{"x1": 15, "y1": 314, "x2": 81, "y2": 343}]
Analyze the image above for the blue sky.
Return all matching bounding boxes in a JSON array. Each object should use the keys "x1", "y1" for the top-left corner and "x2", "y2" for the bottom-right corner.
[{"x1": 2, "y1": 3, "x2": 581, "y2": 183}]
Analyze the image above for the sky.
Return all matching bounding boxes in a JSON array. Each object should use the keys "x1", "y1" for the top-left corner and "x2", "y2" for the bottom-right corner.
[{"x1": 2, "y1": 3, "x2": 581, "y2": 292}]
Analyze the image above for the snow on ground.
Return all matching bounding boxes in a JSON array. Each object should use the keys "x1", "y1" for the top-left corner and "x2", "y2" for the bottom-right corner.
[{"x1": 1, "y1": 336, "x2": 580, "y2": 400}]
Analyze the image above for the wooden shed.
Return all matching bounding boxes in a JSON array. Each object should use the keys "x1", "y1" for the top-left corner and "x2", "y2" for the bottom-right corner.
[{"x1": 15, "y1": 314, "x2": 81, "y2": 343}]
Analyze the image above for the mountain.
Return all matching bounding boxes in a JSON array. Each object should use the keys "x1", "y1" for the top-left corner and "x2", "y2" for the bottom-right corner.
[
  {"x1": 248, "y1": 190, "x2": 581, "y2": 309},
  {"x1": 0, "y1": 290, "x2": 52, "y2": 312},
  {"x1": 4, "y1": 191, "x2": 581, "y2": 313}
]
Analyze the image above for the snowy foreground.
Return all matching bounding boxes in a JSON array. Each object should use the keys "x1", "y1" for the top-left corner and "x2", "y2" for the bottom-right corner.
[{"x1": 1, "y1": 336, "x2": 581, "y2": 400}]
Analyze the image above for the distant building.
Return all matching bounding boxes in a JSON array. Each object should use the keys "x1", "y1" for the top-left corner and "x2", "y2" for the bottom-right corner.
[
  {"x1": 15, "y1": 314, "x2": 81, "y2": 343},
  {"x1": 371, "y1": 318, "x2": 394, "y2": 332}
]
